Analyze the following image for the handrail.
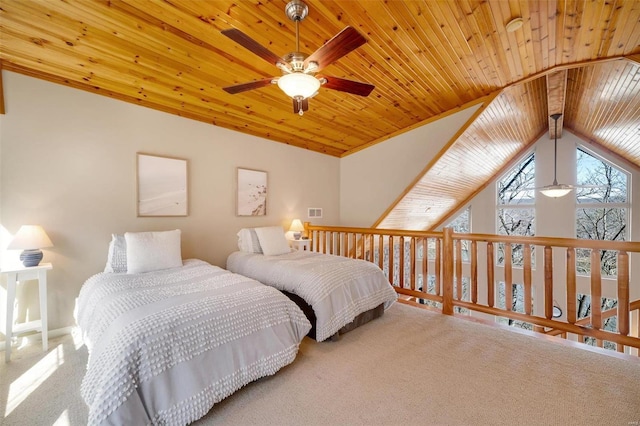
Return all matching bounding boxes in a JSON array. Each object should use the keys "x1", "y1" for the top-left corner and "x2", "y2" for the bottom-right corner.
[{"x1": 304, "y1": 222, "x2": 640, "y2": 355}]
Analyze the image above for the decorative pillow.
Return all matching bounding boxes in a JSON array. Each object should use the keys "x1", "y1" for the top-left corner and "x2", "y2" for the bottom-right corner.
[
  {"x1": 237, "y1": 228, "x2": 263, "y2": 253},
  {"x1": 125, "y1": 229, "x2": 183, "y2": 274},
  {"x1": 254, "y1": 226, "x2": 291, "y2": 256},
  {"x1": 104, "y1": 234, "x2": 127, "y2": 273}
]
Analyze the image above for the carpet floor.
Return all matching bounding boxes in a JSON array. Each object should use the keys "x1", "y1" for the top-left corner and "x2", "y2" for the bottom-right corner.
[{"x1": 2, "y1": 303, "x2": 639, "y2": 425}]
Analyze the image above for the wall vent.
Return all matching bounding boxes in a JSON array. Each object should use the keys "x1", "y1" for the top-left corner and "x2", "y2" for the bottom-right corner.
[{"x1": 308, "y1": 208, "x2": 323, "y2": 219}]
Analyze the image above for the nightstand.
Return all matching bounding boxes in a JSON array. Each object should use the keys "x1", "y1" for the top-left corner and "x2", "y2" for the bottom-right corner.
[
  {"x1": 2, "y1": 262, "x2": 52, "y2": 362},
  {"x1": 289, "y1": 238, "x2": 311, "y2": 252}
]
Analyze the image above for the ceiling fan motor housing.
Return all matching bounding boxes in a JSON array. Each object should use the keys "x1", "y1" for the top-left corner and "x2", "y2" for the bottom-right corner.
[
  {"x1": 283, "y1": 52, "x2": 308, "y2": 72},
  {"x1": 285, "y1": 0, "x2": 308, "y2": 22}
]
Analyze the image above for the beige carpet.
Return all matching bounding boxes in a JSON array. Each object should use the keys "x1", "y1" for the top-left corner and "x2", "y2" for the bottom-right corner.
[{"x1": 2, "y1": 303, "x2": 639, "y2": 425}]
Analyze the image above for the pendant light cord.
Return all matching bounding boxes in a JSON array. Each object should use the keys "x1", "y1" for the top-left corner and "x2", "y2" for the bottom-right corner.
[{"x1": 551, "y1": 113, "x2": 562, "y2": 186}]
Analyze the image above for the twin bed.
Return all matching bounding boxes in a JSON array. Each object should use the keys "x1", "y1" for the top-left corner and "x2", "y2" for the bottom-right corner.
[{"x1": 76, "y1": 227, "x2": 396, "y2": 425}]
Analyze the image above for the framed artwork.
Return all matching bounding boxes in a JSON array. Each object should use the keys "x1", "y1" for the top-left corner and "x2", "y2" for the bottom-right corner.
[
  {"x1": 137, "y1": 153, "x2": 188, "y2": 217},
  {"x1": 237, "y1": 167, "x2": 267, "y2": 216}
]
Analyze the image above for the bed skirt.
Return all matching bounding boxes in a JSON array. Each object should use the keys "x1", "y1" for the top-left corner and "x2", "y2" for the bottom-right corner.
[{"x1": 281, "y1": 290, "x2": 384, "y2": 340}]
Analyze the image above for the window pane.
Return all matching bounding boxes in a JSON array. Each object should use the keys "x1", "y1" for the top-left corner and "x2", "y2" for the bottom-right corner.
[
  {"x1": 497, "y1": 208, "x2": 535, "y2": 266},
  {"x1": 498, "y1": 208, "x2": 535, "y2": 237},
  {"x1": 576, "y1": 207, "x2": 626, "y2": 241},
  {"x1": 576, "y1": 207, "x2": 626, "y2": 276},
  {"x1": 498, "y1": 153, "x2": 535, "y2": 205},
  {"x1": 576, "y1": 149, "x2": 627, "y2": 204},
  {"x1": 448, "y1": 207, "x2": 470, "y2": 233}
]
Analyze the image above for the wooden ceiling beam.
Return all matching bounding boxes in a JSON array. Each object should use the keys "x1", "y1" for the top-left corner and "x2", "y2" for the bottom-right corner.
[{"x1": 546, "y1": 69, "x2": 568, "y2": 138}]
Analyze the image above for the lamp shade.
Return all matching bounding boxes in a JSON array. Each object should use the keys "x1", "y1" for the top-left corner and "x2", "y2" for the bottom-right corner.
[
  {"x1": 7, "y1": 225, "x2": 53, "y2": 250},
  {"x1": 277, "y1": 73, "x2": 321, "y2": 99},
  {"x1": 289, "y1": 219, "x2": 305, "y2": 232}
]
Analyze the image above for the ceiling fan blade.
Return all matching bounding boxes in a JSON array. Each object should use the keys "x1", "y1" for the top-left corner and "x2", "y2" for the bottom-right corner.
[
  {"x1": 222, "y1": 29, "x2": 285, "y2": 67},
  {"x1": 304, "y1": 26, "x2": 367, "y2": 72},
  {"x1": 222, "y1": 78, "x2": 274, "y2": 94},
  {"x1": 322, "y1": 76, "x2": 375, "y2": 97}
]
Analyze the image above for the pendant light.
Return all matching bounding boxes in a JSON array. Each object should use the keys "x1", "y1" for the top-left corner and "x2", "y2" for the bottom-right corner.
[{"x1": 540, "y1": 113, "x2": 573, "y2": 198}]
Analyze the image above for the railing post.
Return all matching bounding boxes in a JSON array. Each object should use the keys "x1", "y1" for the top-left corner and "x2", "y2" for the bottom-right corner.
[{"x1": 442, "y1": 227, "x2": 454, "y2": 315}]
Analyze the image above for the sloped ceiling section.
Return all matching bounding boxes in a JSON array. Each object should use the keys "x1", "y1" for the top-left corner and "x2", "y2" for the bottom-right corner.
[
  {"x1": 377, "y1": 77, "x2": 548, "y2": 231},
  {"x1": 376, "y1": 59, "x2": 640, "y2": 231},
  {"x1": 565, "y1": 60, "x2": 640, "y2": 168}
]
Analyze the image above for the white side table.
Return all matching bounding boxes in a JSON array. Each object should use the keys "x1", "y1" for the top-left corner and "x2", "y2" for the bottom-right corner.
[
  {"x1": 2, "y1": 262, "x2": 52, "y2": 362},
  {"x1": 289, "y1": 238, "x2": 310, "y2": 252}
]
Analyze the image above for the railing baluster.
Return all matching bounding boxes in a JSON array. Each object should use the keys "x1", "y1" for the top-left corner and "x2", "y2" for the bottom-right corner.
[
  {"x1": 544, "y1": 246, "x2": 553, "y2": 320},
  {"x1": 435, "y1": 238, "x2": 441, "y2": 296},
  {"x1": 422, "y1": 238, "x2": 428, "y2": 294},
  {"x1": 487, "y1": 242, "x2": 494, "y2": 308},
  {"x1": 399, "y1": 236, "x2": 405, "y2": 289},
  {"x1": 455, "y1": 239, "x2": 462, "y2": 301},
  {"x1": 566, "y1": 247, "x2": 576, "y2": 324},
  {"x1": 410, "y1": 237, "x2": 416, "y2": 291},
  {"x1": 471, "y1": 240, "x2": 477, "y2": 304},
  {"x1": 505, "y1": 243, "x2": 512, "y2": 311},
  {"x1": 442, "y1": 228, "x2": 454, "y2": 315},
  {"x1": 524, "y1": 244, "x2": 532, "y2": 315},
  {"x1": 618, "y1": 251, "x2": 630, "y2": 353},
  {"x1": 591, "y1": 249, "x2": 603, "y2": 348},
  {"x1": 328, "y1": 232, "x2": 333, "y2": 255},
  {"x1": 378, "y1": 234, "x2": 384, "y2": 271},
  {"x1": 389, "y1": 236, "x2": 395, "y2": 285},
  {"x1": 369, "y1": 234, "x2": 374, "y2": 263}
]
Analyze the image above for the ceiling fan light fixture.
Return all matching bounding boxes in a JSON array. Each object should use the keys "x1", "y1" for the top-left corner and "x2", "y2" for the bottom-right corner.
[{"x1": 277, "y1": 72, "x2": 321, "y2": 99}]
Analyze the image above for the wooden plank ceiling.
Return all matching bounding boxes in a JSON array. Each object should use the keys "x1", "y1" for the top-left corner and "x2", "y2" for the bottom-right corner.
[{"x1": 1, "y1": 0, "x2": 639, "y2": 229}]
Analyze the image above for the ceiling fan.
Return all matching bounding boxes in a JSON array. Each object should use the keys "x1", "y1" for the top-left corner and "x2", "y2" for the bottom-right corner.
[{"x1": 221, "y1": 0, "x2": 375, "y2": 116}]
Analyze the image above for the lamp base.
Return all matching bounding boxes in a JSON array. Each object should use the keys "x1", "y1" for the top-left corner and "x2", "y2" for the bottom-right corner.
[
  {"x1": 20, "y1": 249, "x2": 43, "y2": 267},
  {"x1": 293, "y1": 232, "x2": 301, "y2": 240}
]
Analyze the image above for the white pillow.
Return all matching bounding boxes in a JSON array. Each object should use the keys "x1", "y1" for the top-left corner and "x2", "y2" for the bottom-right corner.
[
  {"x1": 254, "y1": 226, "x2": 291, "y2": 256},
  {"x1": 237, "y1": 228, "x2": 263, "y2": 253},
  {"x1": 104, "y1": 234, "x2": 127, "y2": 273},
  {"x1": 125, "y1": 229, "x2": 183, "y2": 274}
]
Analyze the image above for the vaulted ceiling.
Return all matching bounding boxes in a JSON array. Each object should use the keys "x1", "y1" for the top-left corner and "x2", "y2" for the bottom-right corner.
[{"x1": 1, "y1": 0, "x2": 639, "y2": 229}]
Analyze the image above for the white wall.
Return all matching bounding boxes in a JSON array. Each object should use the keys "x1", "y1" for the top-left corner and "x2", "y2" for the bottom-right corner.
[
  {"x1": 0, "y1": 71, "x2": 340, "y2": 331},
  {"x1": 339, "y1": 105, "x2": 481, "y2": 227}
]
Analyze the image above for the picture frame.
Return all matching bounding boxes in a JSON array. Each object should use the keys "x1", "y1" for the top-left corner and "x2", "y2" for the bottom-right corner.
[
  {"x1": 137, "y1": 153, "x2": 188, "y2": 217},
  {"x1": 237, "y1": 167, "x2": 267, "y2": 216}
]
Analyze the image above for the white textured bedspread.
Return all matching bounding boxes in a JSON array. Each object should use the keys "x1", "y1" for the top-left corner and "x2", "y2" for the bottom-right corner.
[
  {"x1": 226, "y1": 251, "x2": 397, "y2": 342},
  {"x1": 76, "y1": 259, "x2": 311, "y2": 425}
]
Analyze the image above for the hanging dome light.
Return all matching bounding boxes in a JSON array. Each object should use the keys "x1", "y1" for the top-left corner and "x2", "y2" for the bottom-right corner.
[
  {"x1": 540, "y1": 113, "x2": 573, "y2": 198},
  {"x1": 277, "y1": 73, "x2": 321, "y2": 99}
]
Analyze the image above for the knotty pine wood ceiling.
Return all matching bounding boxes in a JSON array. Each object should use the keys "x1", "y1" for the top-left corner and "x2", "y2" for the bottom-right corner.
[{"x1": 1, "y1": 1, "x2": 639, "y2": 230}]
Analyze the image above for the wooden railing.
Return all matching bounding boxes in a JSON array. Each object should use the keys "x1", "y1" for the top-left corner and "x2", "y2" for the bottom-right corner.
[{"x1": 304, "y1": 223, "x2": 640, "y2": 355}]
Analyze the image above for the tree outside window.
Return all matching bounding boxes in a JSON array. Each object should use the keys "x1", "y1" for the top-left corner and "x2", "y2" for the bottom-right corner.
[
  {"x1": 496, "y1": 153, "x2": 536, "y2": 328},
  {"x1": 575, "y1": 148, "x2": 629, "y2": 350}
]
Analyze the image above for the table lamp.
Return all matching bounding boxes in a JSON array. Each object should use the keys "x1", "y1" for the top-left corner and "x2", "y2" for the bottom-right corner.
[
  {"x1": 289, "y1": 219, "x2": 304, "y2": 240},
  {"x1": 7, "y1": 225, "x2": 54, "y2": 267}
]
